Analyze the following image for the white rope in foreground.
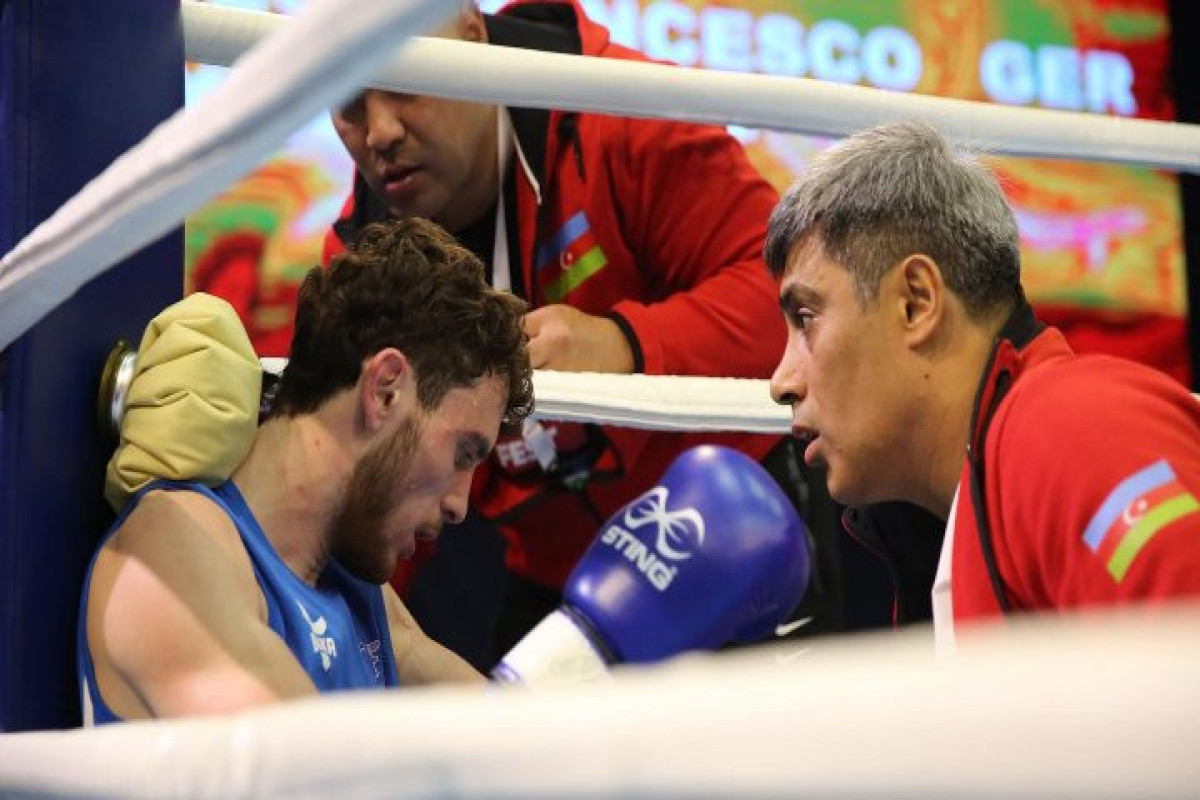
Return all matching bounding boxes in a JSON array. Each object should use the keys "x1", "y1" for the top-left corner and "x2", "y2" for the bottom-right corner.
[
  {"x1": 0, "y1": 0, "x2": 457, "y2": 352},
  {"x1": 183, "y1": 1, "x2": 1200, "y2": 174},
  {"x1": 260, "y1": 358, "x2": 790, "y2": 433},
  {"x1": 1, "y1": 608, "x2": 1197, "y2": 799}
]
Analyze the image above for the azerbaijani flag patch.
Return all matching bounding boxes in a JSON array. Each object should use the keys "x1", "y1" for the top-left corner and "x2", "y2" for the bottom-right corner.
[
  {"x1": 535, "y1": 211, "x2": 609, "y2": 303},
  {"x1": 1082, "y1": 459, "x2": 1199, "y2": 582}
]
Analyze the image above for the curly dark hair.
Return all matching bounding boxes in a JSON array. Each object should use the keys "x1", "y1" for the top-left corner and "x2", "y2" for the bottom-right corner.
[{"x1": 270, "y1": 218, "x2": 533, "y2": 430}]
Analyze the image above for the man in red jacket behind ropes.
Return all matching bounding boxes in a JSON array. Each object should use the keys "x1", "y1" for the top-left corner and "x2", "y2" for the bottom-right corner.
[
  {"x1": 319, "y1": 1, "x2": 847, "y2": 662},
  {"x1": 767, "y1": 121, "x2": 1200, "y2": 647}
]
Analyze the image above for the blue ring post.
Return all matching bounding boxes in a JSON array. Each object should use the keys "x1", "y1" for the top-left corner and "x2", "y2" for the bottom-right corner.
[{"x1": 0, "y1": 0, "x2": 184, "y2": 730}]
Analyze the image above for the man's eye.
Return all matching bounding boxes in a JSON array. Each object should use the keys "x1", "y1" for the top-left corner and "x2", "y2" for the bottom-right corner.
[
  {"x1": 789, "y1": 308, "x2": 814, "y2": 331},
  {"x1": 335, "y1": 95, "x2": 365, "y2": 123},
  {"x1": 455, "y1": 447, "x2": 485, "y2": 471}
]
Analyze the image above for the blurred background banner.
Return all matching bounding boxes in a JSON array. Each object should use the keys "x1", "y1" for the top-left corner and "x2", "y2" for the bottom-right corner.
[{"x1": 186, "y1": 0, "x2": 1190, "y2": 384}]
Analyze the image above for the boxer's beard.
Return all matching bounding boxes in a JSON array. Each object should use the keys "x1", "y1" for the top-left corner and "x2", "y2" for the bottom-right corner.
[{"x1": 330, "y1": 415, "x2": 421, "y2": 584}]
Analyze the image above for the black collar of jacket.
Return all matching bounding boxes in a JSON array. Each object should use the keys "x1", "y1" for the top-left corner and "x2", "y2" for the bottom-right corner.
[
  {"x1": 966, "y1": 297, "x2": 1044, "y2": 460},
  {"x1": 840, "y1": 502, "x2": 945, "y2": 626},
  {"x1": 993, "y1": 296, "x2": 1043, "y2": 351},
  {"x1": 332, "y1": 7, "x2": 583, "y2": 247}
]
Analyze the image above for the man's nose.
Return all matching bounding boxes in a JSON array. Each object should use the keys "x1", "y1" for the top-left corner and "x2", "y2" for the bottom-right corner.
[
  {"x1": 441, "y1": 470, "x2": 471, "y2": 526},
  {"x1": 770, "y1": 352, "x2": 806, "y2": 407},
  {"x1": 363, "y1": 92, "x2": 407, "y2": 156}
]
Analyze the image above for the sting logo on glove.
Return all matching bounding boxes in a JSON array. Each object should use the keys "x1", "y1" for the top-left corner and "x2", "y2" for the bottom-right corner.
[
  {"x1": 599, "y1": 487, "x2": 705, "y2": 590},
  {"x1": 626, "y1": 487, "x2": 706, "y2": 560}
]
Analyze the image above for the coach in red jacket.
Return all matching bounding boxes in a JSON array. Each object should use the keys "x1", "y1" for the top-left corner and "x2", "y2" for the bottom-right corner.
[
  {"x1": 767, "y1": 121, "x2": 1200, "y2": 644},
  {"x1": 322, "y1": 1, "x2": 842, "y2": 659}
]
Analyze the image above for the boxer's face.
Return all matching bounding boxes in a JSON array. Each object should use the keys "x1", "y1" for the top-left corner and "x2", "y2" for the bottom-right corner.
[
  {"x1": 770, "y1": 239, "x2": 913, "y2": 506},
  {"x1": 330, "y1": 12, "x2": 498, "y2": 234},
  {"x1": 331, "y1": 375, "x2": 506, "y2": 583}
]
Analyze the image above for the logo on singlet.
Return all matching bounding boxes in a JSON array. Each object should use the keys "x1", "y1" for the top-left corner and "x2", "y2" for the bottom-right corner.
[
  {"x1": 297, "y1": 601, "x2": 338, "y2": 672},
  {"x1": 360, "y1": 639, "x2": 384, "y2": 683}
]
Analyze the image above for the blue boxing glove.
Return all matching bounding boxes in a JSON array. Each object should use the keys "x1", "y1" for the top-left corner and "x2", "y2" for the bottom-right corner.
[{"x1": 494, "y1": 445, "x2": 811, "y2": 686}]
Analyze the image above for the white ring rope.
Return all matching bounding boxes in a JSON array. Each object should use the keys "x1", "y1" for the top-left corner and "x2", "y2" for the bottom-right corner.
[
  {"x1": 0, "y1": 0, "x2": 457, "y2": 352},
  {"x1": 260, "y1": 358, "x2": 790, "y2": 433},
  {"x1": 1, "y1": 608, "x2": 1198, "y2": 799},
  {"x1": 184, "y1": 1, "x2": 1200, "y2": 173}
]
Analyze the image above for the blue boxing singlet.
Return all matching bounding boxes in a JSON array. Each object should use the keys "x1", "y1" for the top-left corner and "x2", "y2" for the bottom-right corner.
[{"x1": 78, "y1": 480, "x2": 400, "y2": 724}]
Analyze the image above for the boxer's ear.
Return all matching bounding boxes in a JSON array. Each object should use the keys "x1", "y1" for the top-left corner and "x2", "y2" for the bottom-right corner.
[{"x1": 360, "y1": 348, "x2": 411, "y2": 432}]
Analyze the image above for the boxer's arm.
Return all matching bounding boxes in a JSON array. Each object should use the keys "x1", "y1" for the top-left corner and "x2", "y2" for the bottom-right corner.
[
  {"x1": 382, "y1": 584, "x2": 485, "y2": 686},
  {"x1": 89, "y1": 491, "x2": 318, "y2": 719}
]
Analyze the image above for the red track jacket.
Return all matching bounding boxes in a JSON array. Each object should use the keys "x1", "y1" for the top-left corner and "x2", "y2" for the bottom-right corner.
[{"x1": 950, "y1": 303, "x2": 1200, "y2": 623}]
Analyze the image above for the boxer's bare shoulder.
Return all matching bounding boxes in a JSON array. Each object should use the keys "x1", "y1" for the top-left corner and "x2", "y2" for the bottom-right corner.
[
  {"x1": 104, "y1": 488, "x2": 260, "y2": 607},
  {"x1": 84, "y1": 488, "x2": 309, "y2": 719}
]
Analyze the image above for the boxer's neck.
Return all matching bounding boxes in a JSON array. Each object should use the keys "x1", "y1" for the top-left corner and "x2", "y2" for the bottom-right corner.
[{"x1": 232, "y1": 409, "x2": 357, "y2": 584}]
